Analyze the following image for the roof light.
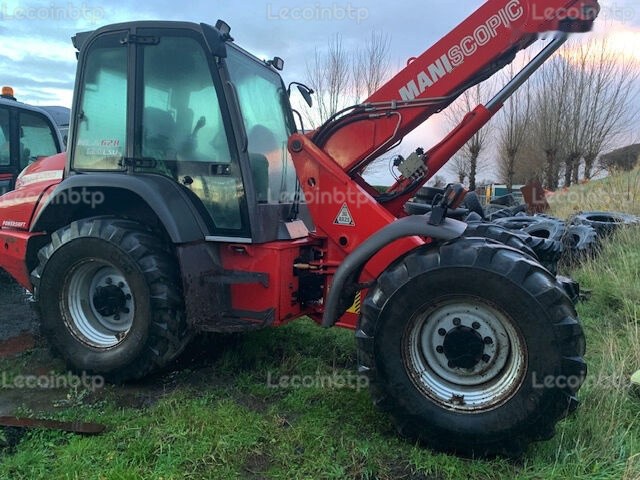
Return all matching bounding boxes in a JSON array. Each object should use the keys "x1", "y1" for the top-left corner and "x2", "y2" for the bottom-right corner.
[
  {"x1": 215, "y1": 20, "x2": 233, "y2": 41},
  {"x1": 267, "y1": 57, "x2": 284, "y2": 71},
  {"x1": 1, "y1": 86, "x2": 15, "y2": 99}
]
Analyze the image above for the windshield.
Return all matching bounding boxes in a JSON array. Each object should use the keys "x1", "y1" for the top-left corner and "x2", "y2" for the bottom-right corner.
[{"x1": 226, "y1": 47, "x2": 297, "y2": 204}]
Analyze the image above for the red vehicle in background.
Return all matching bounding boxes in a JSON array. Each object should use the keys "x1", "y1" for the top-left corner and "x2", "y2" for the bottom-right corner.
[{"x1": 0, "y1": 87, "x2": 69, "y2": 195}]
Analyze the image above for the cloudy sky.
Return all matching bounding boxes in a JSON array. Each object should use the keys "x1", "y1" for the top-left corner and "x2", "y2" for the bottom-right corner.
[{"x1": 2, "y1": 0, "x2": 639, "y2": 182}]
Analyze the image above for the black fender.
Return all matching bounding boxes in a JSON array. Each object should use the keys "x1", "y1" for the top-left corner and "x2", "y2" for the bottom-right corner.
[
  {"x1": 322, "y1": 214, "x2": 467, "y2": 327},
  {"x1": 30, "y1": 173, "x2": 214, "y2": 243}
]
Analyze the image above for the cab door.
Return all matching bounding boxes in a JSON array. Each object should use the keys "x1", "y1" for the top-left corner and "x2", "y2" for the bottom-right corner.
[
  {"x1": 134, "y1": 29, "x2": 250, "y2": 238},
  {"x1": 0, "y1": 104, "x2": 62, "y2": 195}
]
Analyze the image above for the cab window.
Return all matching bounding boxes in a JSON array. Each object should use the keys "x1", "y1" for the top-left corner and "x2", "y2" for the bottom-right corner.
[
  {"x1": 18, "y1": 111, "x2": 59, "y2": 168},
  {"x1": 73, "y1": 34, "x2": 127, "y2": 170},
  {"x1": 226, "y1": 48, "x2": 297, "y2": 204}
]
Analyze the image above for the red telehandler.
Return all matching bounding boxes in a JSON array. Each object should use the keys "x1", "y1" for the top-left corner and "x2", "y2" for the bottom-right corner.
[{"x1": 0, "y1": 0, "x2": 599, "y2": 455}]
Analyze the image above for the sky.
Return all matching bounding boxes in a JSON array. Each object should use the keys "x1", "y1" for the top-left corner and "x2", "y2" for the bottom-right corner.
[{"x1": 1, "y1": 0, "x2": 639, "y2": 183}]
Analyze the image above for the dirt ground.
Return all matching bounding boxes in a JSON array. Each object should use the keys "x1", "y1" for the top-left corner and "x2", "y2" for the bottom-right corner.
[
  {"x1": 0, "y1": 270, "x2": 38, "y2": 344},
  {"x1": 0, "y1": 270, "x2": 225, "y2": 418}
]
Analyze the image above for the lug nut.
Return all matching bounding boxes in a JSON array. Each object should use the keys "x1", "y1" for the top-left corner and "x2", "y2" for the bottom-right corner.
[
  {"x1": 438, "y1": 328, "x2": 447, "y2": 336},
  {"x1": 484, "y1": 337, "x2": 493, "y2": 345},
  {"x1": 122, "y1": 308, "x2": 130, "y2": 314},
  {"x1": 125, "y1": 294, "x2": 132, "y2": 300},
  {"x1": 482, "y1": 354, "x2": 491, "y2": 363},
  {"x1": 436, "y1": 346, "x2": 444, "y2": 354},
  {"x1": 118, "y1": 282, "x2": 125, "y2": 288},
  {"x1": 106, "y1": 278, "x2": 113, "y2": 285},
  {"x1": 453, "y1": 318, "x2": 461, "y2": 326},
  {"x1": 472, "y1": 322, "x2": 481, "y2": 330},
  {"x1": 114, "y1": 314, "x2": 120, "y2": 321}
]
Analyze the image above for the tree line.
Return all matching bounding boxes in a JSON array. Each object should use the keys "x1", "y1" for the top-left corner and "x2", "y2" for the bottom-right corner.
[{"x1": 304, "y1": 34, "x2": 639, "y2": 191}]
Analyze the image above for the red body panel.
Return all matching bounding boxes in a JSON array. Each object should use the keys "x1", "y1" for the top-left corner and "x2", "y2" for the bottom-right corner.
[
  {"x1": 220, "y1": 239, "x2": 318, "y2": 326},
  {"x1": 0, "y1": 153, "x2": 66, "y2": 231},
  {"x1": 289, "y1": 136, "x2": 424, "y2": 283},
  {"x1": 0, "y1": 229, "x2": 43, "y2": 289},
  {"x1": 0, "y1": 153, "x2": 66, "y2": 289}
]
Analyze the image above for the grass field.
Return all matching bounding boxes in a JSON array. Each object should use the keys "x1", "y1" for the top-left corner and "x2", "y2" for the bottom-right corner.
[{"x1": 0, "y1": 170, "x2": 639, "y2": 479}]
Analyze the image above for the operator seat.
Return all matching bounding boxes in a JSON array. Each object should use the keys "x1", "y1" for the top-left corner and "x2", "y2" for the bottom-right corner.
[
  {"x1": 142, "y1": 107, "x2": 177, "y2": 176},
  {"x1": 248, "y1": 124, "x2": 276, "y2": 203}
]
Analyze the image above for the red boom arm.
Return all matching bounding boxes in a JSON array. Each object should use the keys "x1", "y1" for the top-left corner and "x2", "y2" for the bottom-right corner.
[{"x1": 296, "y1": 0, "x2": 599, "y2": 216}]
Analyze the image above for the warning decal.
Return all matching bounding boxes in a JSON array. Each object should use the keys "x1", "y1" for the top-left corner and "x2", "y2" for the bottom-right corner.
[
  {"x1": 347, "y1": 291, "x2": 361, "y2": 314},
  {"x1": 334, "y1": 203, "x2": 355, "y2": 226}
]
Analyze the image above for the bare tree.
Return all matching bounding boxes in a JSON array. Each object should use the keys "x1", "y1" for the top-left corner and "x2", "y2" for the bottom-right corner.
[
  {"x1": 524, "y1": 36, "x2": 638, "y2": 188},
  {"x1": 305, "y1": 32, "x2": 394, "y2": 129},
  {"x1": 560, "y1": 40, "x2": 591, "y2": 187},
  {"x1": 430, "y1": 174, "x2": 447, "y2": 188},
  {"x1": 448, "y1": 155, "x2": 469, "y2": 184},
  {"x1": 578, "y1": 37, "x2": 639, "y2": 180},
  {"x1": 497, "y1": 60, "x2": 532, "y2": 190},
  {"x1": 305, "y1": 34, "x2": 351, "y2": 127},
  {"x1": 352, "y1": 31, "x2": 392, "y2": 103},
  {"x1": 445, "y1": 83, "x2": 493, "y2": 191},
  {"x1": 531, "y1": 55, "x2": 572, "y2": 190}
]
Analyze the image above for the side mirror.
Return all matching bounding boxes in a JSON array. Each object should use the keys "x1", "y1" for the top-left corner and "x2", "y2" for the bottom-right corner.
[
  {"x1": 287, "y1": 82, "x2": 314, "y2": 108},
  {"x1": 297, "y1": 85, "x2": 313, "y2": 108}
]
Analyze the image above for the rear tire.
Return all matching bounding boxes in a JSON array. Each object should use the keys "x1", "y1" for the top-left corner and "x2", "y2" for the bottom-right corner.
[
  {"x1": 32, "y1": 218, "x2": 190, "y2": 383},
  {"x1": 357, "y1": 238, "x2": 586, "y2": 457}
]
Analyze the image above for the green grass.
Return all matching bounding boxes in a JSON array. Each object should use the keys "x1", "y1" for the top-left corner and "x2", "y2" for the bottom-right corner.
[
  {"x1": 548, "y1": 167, "x2": 640, "y2": 218},
  {"x1": 0, "y1": 172, "x2": 639, "y2": 479}
]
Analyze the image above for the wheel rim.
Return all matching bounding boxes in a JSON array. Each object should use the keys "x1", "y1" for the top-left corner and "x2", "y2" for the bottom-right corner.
[
  {"x1": 403, "y1": 298, "x2": 527, "y2": 412},
  {"x1": 63, "y1": 260, "x2": 135, "y2": 349}
]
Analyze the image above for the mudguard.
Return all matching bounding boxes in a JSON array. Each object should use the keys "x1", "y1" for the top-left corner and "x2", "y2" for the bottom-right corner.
[
  {"x1": 322, "y1": 214, "x2": 467, "y2": 327},
  {"x1": 30, "y1": 173, "x2": 213, "y2": 243}
]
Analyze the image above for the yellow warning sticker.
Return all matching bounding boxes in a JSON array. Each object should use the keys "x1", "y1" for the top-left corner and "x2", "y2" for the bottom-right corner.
[{"x1": 347, "y1": 291, "x2": 362, "y2": 314}]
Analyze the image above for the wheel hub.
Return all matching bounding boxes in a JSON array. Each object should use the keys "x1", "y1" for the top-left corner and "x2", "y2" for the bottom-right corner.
[
  {"x1": 93, "y1": 284, "x2": 128, "y2": 318},
  {"x1": 443, "y1": 326, "x2": 485, "y2": 369}
]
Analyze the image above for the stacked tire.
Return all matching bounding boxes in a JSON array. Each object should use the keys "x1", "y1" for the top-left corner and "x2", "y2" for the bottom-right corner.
[
  {"x1": 569, "y1": 211, "x2": 640, "y2": 238},
  {"x1": 467, "y1": 210, "x2": 640, "y2": 272}
]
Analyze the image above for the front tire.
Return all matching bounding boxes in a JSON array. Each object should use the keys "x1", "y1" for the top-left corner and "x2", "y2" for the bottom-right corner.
[
  {"x1": 32, "y1": 218, "x2": 190, "y2": 382},
  {"x1": 357, "y1": 238, "x2": 586, "y2": 457}
]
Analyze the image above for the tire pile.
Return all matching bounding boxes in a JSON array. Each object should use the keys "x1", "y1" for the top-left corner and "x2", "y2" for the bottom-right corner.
[
  {"x1": 463, "y1": 193, "x2": 640, "y2": 302},
  {"x1": 407, "y1": 188, "x2": 640, "y2": 304}
]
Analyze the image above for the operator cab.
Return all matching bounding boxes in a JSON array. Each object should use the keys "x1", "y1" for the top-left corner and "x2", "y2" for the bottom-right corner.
[
  {"x1": 69, "y1": 21, "x2": 310, "y2": 243},
  {"x1": 0, "y1": 87, "x2": 67, "y2": 194}
]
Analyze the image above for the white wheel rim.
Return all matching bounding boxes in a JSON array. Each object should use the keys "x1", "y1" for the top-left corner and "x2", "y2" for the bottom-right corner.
[
  {"x1": 403, "y1": 298, "x2": 527, "y2": 412},
  {"x1": 63, "y1": 260, "x2": 135, "y2": 349}
]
